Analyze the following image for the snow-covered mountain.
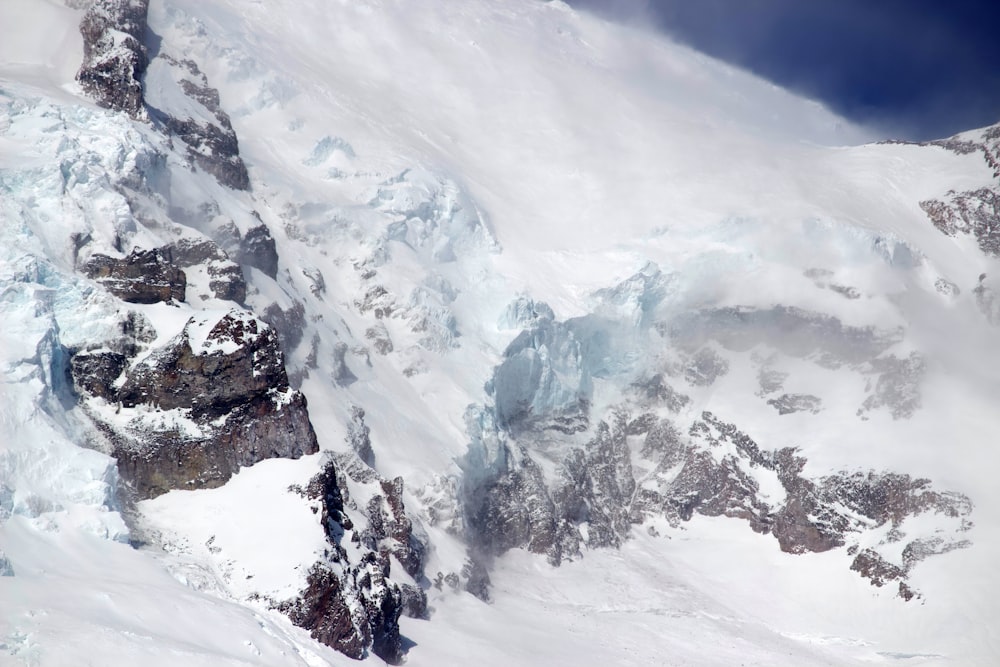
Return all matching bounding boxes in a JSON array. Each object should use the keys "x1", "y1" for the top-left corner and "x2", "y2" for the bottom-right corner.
[{"x1": 1, "y1": 1, "x2": 998, "y2": 665}]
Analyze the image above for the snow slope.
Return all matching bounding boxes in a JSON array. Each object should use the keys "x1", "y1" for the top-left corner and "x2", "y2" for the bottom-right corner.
[{"x1": 2, "y1": 0, "x2": 999, "y2": 665}]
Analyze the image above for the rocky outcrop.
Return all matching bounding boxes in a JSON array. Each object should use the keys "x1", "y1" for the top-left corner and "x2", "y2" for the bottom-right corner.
[
  {"x1": 767, "y1": 393, "x2": 822, "y2": 415},
  {"x1": 921, "y1": 188, "x2": 1000, "y2": 256},
  {"x1": 150, "y1": 55, "x2": 251, "y2": 190},
  {"x1": 858, "y1": 353, "x2": 925, "y2": 420},
  {"x1": 468, "y1": 445, "x2": 564, "y2": 563},
  {"x1": 361, "y1": 476, "x2": 426, "y2": 580},
  {"x1": 332, "y1": 417, "x2": 428, "y2": 584},
  {"x1": 165, "y1": 238, "x2": 246, "y2": 303},
  {"x1": 76, "y1": 0, "x2": 150, "y2": 117},
  {"x1": 919, "y1": 124, "x2": 1000, "y2": 256},
  {"x1": 77, "y1": 1, "x2": 252, "y2": 189},
  {"x1": 681, "y1": 347, "x2": 729, "y2": 386},
  {"x1": 554, "y1": 417, "x2": 637, "y2": 550},
  {"x1": 70, "y1": 351, "x2": 128, "y2": 401},
  {"x1": 72, "y1": 309, "x2": 318, "y2": 498},
  {"x1": 240, "y1": 223, "x2": 279, "y2": 278},
  {"x1": 281, "y1": 458, "x2": 407, "y2": 664},
  {"x1": 84, "y1": 248, "x2": 186, "y2": 304},
  {"x1": 463, "y1": 406, "x2": 972, "y2": 598}
]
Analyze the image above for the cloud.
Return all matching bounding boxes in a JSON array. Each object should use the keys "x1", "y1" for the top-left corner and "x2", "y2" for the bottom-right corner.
[{"x1": 569, "y1": 0, "x2": 1000, "y2": 139}]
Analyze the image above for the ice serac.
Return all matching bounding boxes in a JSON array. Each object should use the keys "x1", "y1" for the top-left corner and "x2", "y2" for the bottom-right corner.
[
  {"x1": 462, "y1": 267, "x2": 973, "y2": 597},
  {"x1": 72, "y1": 309, "x2": 318, "y2": 498},
  {"x1": 77, "y1": 0, "x2": 150, "y2": 118}
]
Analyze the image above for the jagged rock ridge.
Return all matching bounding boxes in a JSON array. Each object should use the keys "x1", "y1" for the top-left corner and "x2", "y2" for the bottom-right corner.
[
  {"x1": 465, "y1": 406, "x2": 972, "y2": 599},
  {"x1": 282, "y1": 457, "x2": 404, "y2": 664},
  {"x1": 918, "y1": 124, "x2": 1000, "y2": 256}
]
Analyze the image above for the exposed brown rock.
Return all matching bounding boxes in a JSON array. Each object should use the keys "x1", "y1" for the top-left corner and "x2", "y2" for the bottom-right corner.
[
  {"x1": 84, "y1": 248, "x2": 186, "y2": 304},
  {"x1": 165, "y1": 238, "x2": 246, "y2": 303},
  {"x1": 75, "y1": 310, "x2": 317, "y2": 499},
  {"x1": 76, "y1": 0, "x2": 150, "y2": 118},
  {"x1": 283, "y1": 459, "x2": 406, "y2": 664}
]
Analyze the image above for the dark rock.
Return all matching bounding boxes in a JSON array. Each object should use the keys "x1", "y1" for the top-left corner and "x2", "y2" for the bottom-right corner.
[
  {"x1": 465, "y1": 405, "x2": 973, "y2": 599},
  {"x1": 767, "y1": 393, "x2": 822, "y2": 415},
  {"x1": 284, "y1": 563, "x2": 367, "y2": 660},
  {"x1": 770, "y1": 448, "x2": 848, "y2": 554},
  {"x1": 631, "y1": 373, "x2": 690, "y2": 412},
  {"x1": 148, "y1": 54, "x2": 250, "y2": 190},
  {"x1": 118, "y1": 312, "x2": 284, "y2": 416},
  {"x1": 850, "y1": 549, "x2": 910, "y2": 598},
  {"x1": 332, "y1": 342, "x2": 357, "y2": 386},
  {"x1": 355, "y1": 284, "x2": 394, "y2": 318},
  {"x1": 77, "y1": 310, "x2": 317, "y2": 498},
  {"x1": 921, "y1": 188, "x2": 1000, "y2": 256},
  {"x1": 918, "y1": 124, "x2": 1000, "y2": 255},
  {"x1": 240, "y1": 222, "x2": 279, "y2": 279},
  {"x1": 165, "y1": 237, "x2": 245, "y2": 303},
  {"x1": 555, "y1": 417, "x2": 636, "y2": 549},
  {"x1": 302, "y1": 266, "x2": 327, "y2": 298},
  {"x1": 84, "y1": 248, "x2": 186, "y2": 304},
  {"x1": 361, "y1": 476, "x2": 426, "y2": 579},
  {"x1": 260, "y1": 300, "x2": 306, "y2": 355},
  {"x1": 70, "y1": 351, "x2": 127, "y2": 401},
  {"x1": 365, "y1": 323, "x2": 394, "y2": 355},
  {"x1": 639, "y1": 418, "x2": 684, "y2": 459},
  {"x1": 461, "y1": 556, "x2": 492, "y2": 602},
  {"x1": 285, "y1": 459, "x2": 406, "y2": 664},
  {"x1": 345, "y1": 406, "x2": 375, "y2": 467},
  {"x1": 682, "y1": 347, "x2": 729, "y2": 386},
  {"x1": 858, "y1": 353, "x2": 925, "y2": 420},
  {"x1": 161, "y1": 110, "x2": 249, "y2": 191},
  {"x1": 307, "y1": 456, "x2": 354, "y2": 539},
  {"x1": 399, "y1": 583, "x2": 429, "y2": 619},
  {"x1": 468, "y1": 446, "x2": 561, "y2": 562},
  {"x1": 114, "y1": 388, "x2": 316, "y2": 498},
  {"x1": 76, "y1": 0, "x2": 150, "y2": 117},
  {"x1": 756, "y1": 367, "x2": 788, "y2": 396}
]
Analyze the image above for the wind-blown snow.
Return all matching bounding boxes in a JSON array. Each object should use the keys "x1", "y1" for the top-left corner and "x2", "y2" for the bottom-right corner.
[{"x1": 2, "y1": 0, "x2": 999, "y2": 665}]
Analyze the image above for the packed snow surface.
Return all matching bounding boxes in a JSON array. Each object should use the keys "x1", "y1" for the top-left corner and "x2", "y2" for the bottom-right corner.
[{"x1": 2, "y1": 0, "x2": 999, "y2": 665}]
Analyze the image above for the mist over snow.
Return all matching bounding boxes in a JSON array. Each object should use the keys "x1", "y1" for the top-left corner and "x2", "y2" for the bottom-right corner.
[{"x1": 1, "y1": 1, "x2": 999, "y2": 666}]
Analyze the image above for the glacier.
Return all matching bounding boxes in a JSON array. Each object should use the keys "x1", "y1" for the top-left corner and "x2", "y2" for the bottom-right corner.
[{"x1": 1, "y1": 0, "x2": 999, "y2": 665}]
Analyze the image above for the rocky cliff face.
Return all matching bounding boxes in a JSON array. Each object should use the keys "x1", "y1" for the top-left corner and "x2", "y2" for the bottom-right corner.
[
  {"x1": 77, "y1": 0, "x2": 150, "y2": 118},
  {"x1": 72, "y1": 309, "x2": 318, "y2": 499},
  {"x1": 917, "y1": 124, "x2": 1000, "y2": 256},
  {"x1": 462, "y1": 280, "x2": 974, "y2": 599},
  {"x1": 165, "y1": 238, "x2": 246, "y2": 303},
  {"x1": 77, "y1": 0, "x2": 251, "y2": 190},
  {"x1": 84, "y1": 247, "x2": 186, "y2": 304},
  {"x1": 280, "y1": 457, "x2": 408, "y2": 665},
  {"x1": 465, "y1": 405, "x2": 972, "y2": 599},
  {"x1": 146, "y1": 54, "x2": 251, "y2": 190}
]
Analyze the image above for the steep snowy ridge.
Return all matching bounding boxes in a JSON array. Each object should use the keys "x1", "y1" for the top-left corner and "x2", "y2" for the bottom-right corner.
[{"x1": 2, "y1": 0, "x2": 999, "y2": 665}]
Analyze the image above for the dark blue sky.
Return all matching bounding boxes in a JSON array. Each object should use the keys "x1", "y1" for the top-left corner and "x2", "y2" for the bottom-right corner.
[{"x1": 569, "y1": 0, "x2": 1000, "y2": 140}]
